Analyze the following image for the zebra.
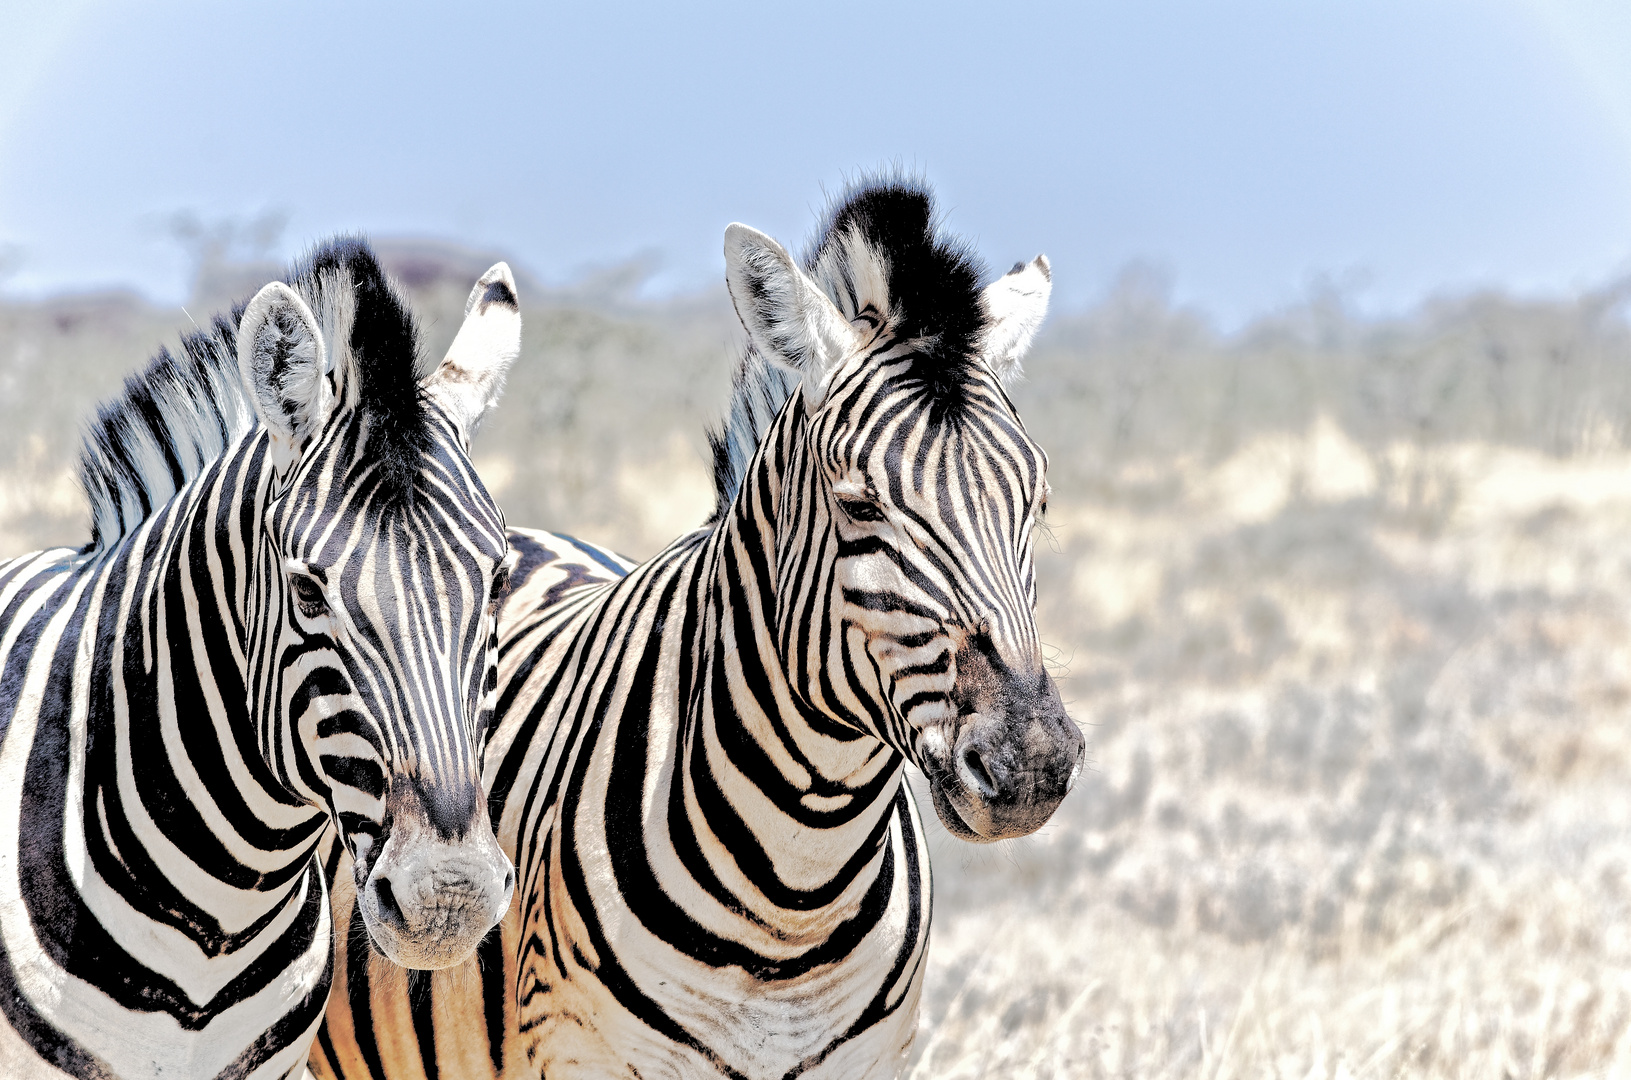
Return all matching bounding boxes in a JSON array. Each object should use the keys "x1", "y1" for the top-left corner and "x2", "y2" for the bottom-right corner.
[
  {"x1": 311, "y1": 179, "x2": 1085, "y2": 1080},
  {"x1": 0, "y1": 239, "x2": 525, "y2": 1079}
]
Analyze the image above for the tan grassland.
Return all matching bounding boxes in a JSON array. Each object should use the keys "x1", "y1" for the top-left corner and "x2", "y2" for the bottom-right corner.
[{"x1": 5, "y1": 236, "x2": 1631, "y2": 1078}]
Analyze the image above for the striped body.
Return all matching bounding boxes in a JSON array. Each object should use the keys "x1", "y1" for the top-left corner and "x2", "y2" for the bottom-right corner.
[
  {"x1": 321, "y1": 497, "x2": 934, "y2": 1079},
  {"x1": 314, "y1": 180, "x2": 1084, "y2": 1079},
  {"x1": 0, "y1": 242, "x2": 523, "y2": 1079}
]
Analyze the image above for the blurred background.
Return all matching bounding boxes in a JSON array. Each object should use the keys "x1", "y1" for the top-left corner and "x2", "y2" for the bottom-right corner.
[{"x1": 5, "y1": 2, "x2": 1631, "y2": 1076}]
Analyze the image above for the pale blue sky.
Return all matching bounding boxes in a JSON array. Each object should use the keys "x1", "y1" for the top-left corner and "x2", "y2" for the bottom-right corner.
[{"x1": 2, "y1": 1, "x2": 1629, "y2": 325}]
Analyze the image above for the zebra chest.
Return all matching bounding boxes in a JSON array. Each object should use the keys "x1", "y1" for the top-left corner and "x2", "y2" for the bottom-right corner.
[
  {"x1": 519, "y1": 953, "x2": 924, "y2": 1080},
  {"x1": 515, "y1": 797, "x2": 929, "y2": 1079}
]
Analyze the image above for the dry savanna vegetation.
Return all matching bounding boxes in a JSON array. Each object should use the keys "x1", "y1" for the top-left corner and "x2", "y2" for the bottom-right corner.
[{"x1": 5, "y1": 231, "x2": 1631, "y2": 1078}]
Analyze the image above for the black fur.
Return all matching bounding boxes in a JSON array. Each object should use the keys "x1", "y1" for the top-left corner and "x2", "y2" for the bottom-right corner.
[
  {"x1": 479, "y1": 279, "x2": 518, "y2": 311},
  {"x1": 297, "y1": 238, "x2": 431, "y2": 502},
  {"x1": 806, "y1": 175, "x2": 989, "y2": 400}
]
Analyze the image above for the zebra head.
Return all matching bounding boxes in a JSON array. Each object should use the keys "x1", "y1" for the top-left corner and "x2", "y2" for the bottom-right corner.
[
  {"x1": 724, "y1": 182, "x2": 1085, "y2": 843},
  {"x1": 235, "y1": 245, "x2": 517, "y2": 967}
]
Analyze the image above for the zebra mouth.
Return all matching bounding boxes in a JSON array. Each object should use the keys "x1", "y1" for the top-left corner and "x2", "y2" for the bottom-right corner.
[{"x1": 928, "y1": 773, "x2": 998, "y2": 844}]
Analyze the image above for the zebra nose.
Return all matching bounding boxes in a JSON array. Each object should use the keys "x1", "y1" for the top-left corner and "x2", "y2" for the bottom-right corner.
[
  {"x1": 355, "y1": 787, "x2": 516, "y2": 969},
  {"x1": 371, "y1": 874, "x2": 407, "y2": 930},
  {"x1": 944, "y1": 686, "x2": 1085, "y2": 835},
  {"x1": 953, "y1": 723, "x2": 1016, "y2": 804},
  {"x1": 360, "y1": 843, "x2": 514, "y2": 967}
]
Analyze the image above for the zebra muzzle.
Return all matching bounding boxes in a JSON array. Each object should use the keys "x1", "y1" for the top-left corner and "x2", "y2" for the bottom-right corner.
[
  {"x1": 926, "y1": 666, "x2": 1085, "y2": 842},
  {"x1": 354, "y1": 782, "x2": 515, "y2": 969}
]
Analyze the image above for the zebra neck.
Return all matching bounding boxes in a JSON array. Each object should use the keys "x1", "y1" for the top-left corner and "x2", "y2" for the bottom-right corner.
[
  {"x1": 90, "y1": 429, "x2": 329, "y2": 942},
  {"x1": 679, "y1": 425, "x2": 906, "y2": 923}
]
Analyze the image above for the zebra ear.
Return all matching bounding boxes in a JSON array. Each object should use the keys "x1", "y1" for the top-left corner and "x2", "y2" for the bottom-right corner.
[
  {"x1": 724, "y1": 223, "x2": 860, "y2": 407},
  {"x1": 237, "y1": 281, "x2": 333, "y2": 479},
  {"x1": 980, "y1": 255, "x2": 1051, "y2": 384},
  {"x1": 425, "y1": 262, "x2": 521, "y2": 444}
]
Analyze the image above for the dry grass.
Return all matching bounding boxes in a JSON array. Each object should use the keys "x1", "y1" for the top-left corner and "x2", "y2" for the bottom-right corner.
[
  {"x1": 5, "y1": 244, "x2": 1631, "y2": 1077},
  {"x1": 908, "y1": 430, "x2": 1631, "y2": 1079}
]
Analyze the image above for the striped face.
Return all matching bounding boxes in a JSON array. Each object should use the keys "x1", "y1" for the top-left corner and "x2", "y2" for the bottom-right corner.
[
  {"x1": 784, "y1": 349, "x2": 1083, "y2": 841},
  {"x1": 235, "y1": 265, "x2": 521, "y2": 968},
  {"x1": 264, "y1": 408, "x2": 512, "y2": 959},
  {"x1": 726, "y1": 214, "x2": 1084, "y2": 843}
]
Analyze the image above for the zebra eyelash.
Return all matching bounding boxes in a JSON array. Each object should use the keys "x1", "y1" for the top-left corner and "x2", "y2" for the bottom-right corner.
[
  {"x1": 288, "y1": 573, "x2": 328, "y2": 619},
  {"x1": 835, "y1": 495, "x2": 885, "y2": 523}
]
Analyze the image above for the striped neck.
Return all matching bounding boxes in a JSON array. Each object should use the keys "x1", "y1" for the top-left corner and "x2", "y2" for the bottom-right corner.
[
  {"x1": 45, "y1": 427, "x2": 330, "y2": 1009},
  {"x1": 681, "y1": 400, "x2": 906, "y2": 935}
]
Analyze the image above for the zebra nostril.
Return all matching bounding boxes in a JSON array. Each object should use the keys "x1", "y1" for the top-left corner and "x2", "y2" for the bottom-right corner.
[
  {"x1": 961, "y1": 745, "x2": 999, "y2": 800},
  {"x1": 373, "y1": 876, "x2": 405, "y2": 928},
  {"x1": 503, "y1": 866, "x2": 515, "y2": 893}
]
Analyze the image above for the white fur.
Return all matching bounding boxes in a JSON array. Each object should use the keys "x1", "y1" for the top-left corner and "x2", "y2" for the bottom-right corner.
[
  {"x1": 809, "y1": 224, "x2": 893, "y2": 327},
  {"x1": 724, "y1": 224, "x2": 861, "y2": 407},
  {"x1": 979, "y1": 254, "x2": 1051, "y2": 384},
  {"x1": 424, "y1": 262, "x2": 522, "y2": 443}
]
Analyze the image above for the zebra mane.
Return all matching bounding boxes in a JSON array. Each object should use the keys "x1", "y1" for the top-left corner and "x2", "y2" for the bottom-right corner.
[
  {"x1": 707, "y1": 345, "x2": 801, "y2": 522},
  {"x1": 707, "y1": 174, "x2": 989, "y2": 520},
  {"x1": 78, "y1": 237, "x2": 426, "y2": 552}
]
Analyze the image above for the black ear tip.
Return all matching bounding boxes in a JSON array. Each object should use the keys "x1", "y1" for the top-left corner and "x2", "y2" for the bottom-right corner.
[
  {"x1": 1009, "y1": 261, "x2": 1026, "y2": 276},
  {"x1": 479, "y1": 279, "x2": 518, "y2": 311}
]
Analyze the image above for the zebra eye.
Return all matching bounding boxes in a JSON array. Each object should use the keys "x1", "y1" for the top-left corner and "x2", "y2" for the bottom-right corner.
[
  {"x1": 289, "y1": 575, "x2": 327, "y2": 619},
  {"x1": 835, "y1": 495, "x2": 885, "y2": 523},
  {"x1": 489, "y1": 563, "x2": 512, "y2": 610}
]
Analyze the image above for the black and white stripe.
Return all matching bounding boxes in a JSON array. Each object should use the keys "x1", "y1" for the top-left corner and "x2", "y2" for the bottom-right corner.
[
  {"x1": 314, "y1": 180, "x2": 1084, "y2": 1079},
  {"x1": 0, "y1": 239, "x2": 523, "y2": 1079}
]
